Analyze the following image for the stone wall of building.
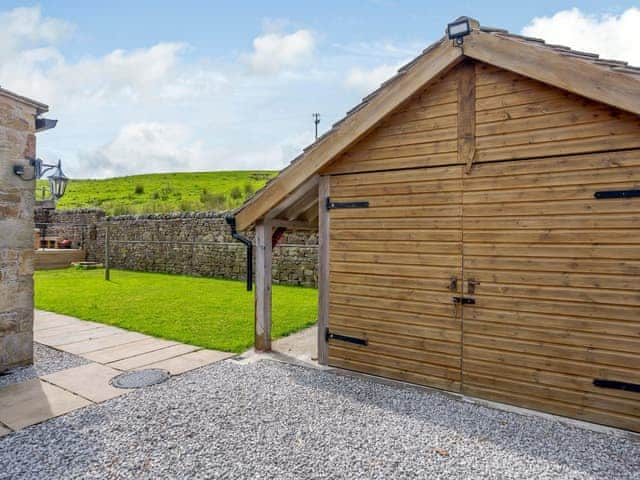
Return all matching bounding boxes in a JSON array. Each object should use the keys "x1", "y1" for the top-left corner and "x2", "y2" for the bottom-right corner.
[
  {"x1": 0, "y1": 93, "x2": 38, "y2": 372},
  {"x1": 44, "y1": 210, "x2": 319, "y2": 287}
]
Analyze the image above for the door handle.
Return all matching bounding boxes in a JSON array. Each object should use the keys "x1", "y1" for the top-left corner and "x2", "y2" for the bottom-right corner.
[
  {"x1": 452, "y1": 296, "x2": 475, "y2": 305},
  {"x1": 449, "y1": 276, "x2": 458, "y2": 291}
]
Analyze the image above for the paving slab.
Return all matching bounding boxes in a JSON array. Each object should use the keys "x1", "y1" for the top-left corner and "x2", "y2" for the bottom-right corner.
[
  {"x1": 38, "y1": 326, "x2": 125, "y2": 347},
  {"x1": 34, "y1": 322, "x2": 106, "y2": 340},
  {"x1": 108, "y1": 344, "x2": 201, "y2": 371},
  {"x1": 272, "y1": 326, "x2": 317, "y2": 364},
  {"x1": 0, "y1": 424, "x2": 11, "y2": 437},
  {"x1": 0, "y1": 379, "x2": 90, "y2": 430},
  {"x1": 34, "y1": 312, "x2": 103, "y2": 333},
  {"x1": 83, "y1": 337, "x2": 178, "y2": 364},
  {"x1": 34, "y1": 316, "x2": 80, "y2": 332},
  {"x1": 42, "y1": 363, "x2": 127, "y2": 403},
  {"x1": 145, "y1": 349, "x2": 233, "y2": 375},
  {"x1": 60, "y1": 331, "x2": 148, "y2": 355}
]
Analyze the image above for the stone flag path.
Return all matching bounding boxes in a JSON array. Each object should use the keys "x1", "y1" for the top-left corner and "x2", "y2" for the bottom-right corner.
[{"x1": 0, "y1": 310, "x2": 233, "y2": 435}]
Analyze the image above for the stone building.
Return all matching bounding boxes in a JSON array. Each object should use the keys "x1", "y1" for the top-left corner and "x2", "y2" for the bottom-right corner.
[{"x1": 0, "y1": 87, "x2": 50, "y2": 372}]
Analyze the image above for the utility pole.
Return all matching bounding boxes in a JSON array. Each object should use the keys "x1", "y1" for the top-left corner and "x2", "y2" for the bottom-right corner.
[{"x1": 312, "y1": 112, "x2": 320, "y2": 140}]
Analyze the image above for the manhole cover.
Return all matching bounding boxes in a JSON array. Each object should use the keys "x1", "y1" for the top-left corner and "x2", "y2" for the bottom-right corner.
[{"x1": 110, "y1": 369, "x2": 170, "y2": 389}]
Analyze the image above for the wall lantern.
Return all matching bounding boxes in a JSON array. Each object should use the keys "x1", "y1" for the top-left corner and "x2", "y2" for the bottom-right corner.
[
  {"x1": 447, "y1": 18, "x2": 472, "y2": 46},
  {"x1": 14, "y1": 157, "x2": 69, "y2": 201}
]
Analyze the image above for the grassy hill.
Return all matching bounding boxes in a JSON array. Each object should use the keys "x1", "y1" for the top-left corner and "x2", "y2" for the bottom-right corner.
[{"x1": 39, "y1": 171, "x2": 277, "y2": 215}]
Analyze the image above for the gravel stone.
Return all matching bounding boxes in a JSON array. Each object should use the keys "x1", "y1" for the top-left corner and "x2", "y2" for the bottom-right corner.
[
  {"x1": 0, "y1": 360, "x2": 638, "y2": 479},
  {"x1": 0, "y1": 343, "x2": 90, "y2": 388}
]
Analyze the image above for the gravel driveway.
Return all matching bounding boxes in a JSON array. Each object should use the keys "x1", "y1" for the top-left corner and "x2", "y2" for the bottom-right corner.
[{"x1": 0, "y1": 360, "x2": 638, "y2": 479}]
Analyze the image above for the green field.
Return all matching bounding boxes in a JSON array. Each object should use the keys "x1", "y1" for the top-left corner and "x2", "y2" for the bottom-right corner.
[
  {"x1": 38, "y1": 170, "x2": 277, "y2": 215},
  {"x1": 35, "y1": 268, "x2": 317, "y2": 353}
]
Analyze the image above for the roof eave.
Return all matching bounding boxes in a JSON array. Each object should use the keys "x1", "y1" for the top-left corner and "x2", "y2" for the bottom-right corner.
[
  {"x1": 462, "y1": 30, "x2": 640, "y2": 116},
  {"x1": 0, "y1": 87, "x2": 49, "y2": 115}
]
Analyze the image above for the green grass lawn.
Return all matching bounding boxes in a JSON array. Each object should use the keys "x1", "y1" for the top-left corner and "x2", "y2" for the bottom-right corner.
[
  {"x1": 35, "y1": 268, "x2": 317, "y2": 353},
  {"x1": 38, "y1": 170, "x2": 277, "y2": 215}
]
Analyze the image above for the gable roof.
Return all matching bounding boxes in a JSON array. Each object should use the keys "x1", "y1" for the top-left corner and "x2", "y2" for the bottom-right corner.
[{"x1": 234, "y1": 17, "x2": 640, "y2": 230}]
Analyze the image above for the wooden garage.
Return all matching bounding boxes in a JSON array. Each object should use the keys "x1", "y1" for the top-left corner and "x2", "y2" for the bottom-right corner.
[{"x1": 231, "y1": 18, "x2": 640, "y2": 432}]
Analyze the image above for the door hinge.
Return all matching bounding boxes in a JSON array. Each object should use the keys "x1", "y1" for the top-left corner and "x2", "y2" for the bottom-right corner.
[
  {"x1": 326, "y1": 198, "x2": 369, "y2": 210},
  {"x1": 452, "y1": 296, "x2": 475, "y2": 305},
  {"x1": 325, "y1": 328, "x2": 368, "y2": 346},
  {"x1": 593, "y1": 379, "x2": 640, "y2": 393},
  {"x1": 594, "y1": 189, "x2": 640, "y2": 199}
]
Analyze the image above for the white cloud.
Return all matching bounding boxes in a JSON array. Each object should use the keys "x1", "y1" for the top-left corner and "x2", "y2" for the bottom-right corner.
[
  {"x1": 247, "y1": 29, "x2": 315, "y2": 74},
  {"x1": 0, "y1": 5, "x2": 417, "y2": 179},
  {"x1": 0, "y1": 39, "x2": 228, "y2": 108},
  {"x1": 522, "y1": 7, "x2": 640, "y2": 65},
  {"x1": 344, "y1": 63, "x2": 400, "y2": 93},
  {"x1": 0, "y1": 6, "x2": 230, "y2": 111},
  {"x1": 0, "y1": 6, "x2": 73, "y2": 60},
  {"x1": 77, "y1": 122, "x2": 312, "y2": 178},
  {"x1": 334, "y1": 40, "x2": 421, "y2": 59},
  {"x1": 78, "y1": 122, "x2": 209, "y2": 177}
]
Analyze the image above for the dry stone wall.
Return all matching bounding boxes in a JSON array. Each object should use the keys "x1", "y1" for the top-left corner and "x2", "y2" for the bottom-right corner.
[
  {"x1": 0, "y1": 94, "x2": 38, "y2": 372},
  {"x1": 44, "y1": 210, "x2": 319, "y2": 287}
]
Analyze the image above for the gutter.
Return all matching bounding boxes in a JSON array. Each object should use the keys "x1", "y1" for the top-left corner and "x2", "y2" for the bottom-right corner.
[{"x1": 225, "y1": 215, "x2": 253, "y2": 291}]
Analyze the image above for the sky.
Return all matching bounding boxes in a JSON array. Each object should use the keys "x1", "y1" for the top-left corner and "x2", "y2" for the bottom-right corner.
[{"x1": 1, "y1": 1, "x2": 639, "y2": 178}]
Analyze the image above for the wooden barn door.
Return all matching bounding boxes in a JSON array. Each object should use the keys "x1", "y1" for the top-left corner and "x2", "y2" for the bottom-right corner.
[
  {"x1": 460, "y1": 150, "x2": 640, "y2": 432},
  {"x1": 326, "y1": 165, "x2": 464, "y2": 392}
]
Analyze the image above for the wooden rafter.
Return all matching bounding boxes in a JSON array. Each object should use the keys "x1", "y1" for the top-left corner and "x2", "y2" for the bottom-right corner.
[
  {"x1": 281, "y1": 186, "x2": 318, "y2": 221},
  {"x1": 264, "y1": 175, "x2": 319, "y2": 221},
  {"x1": 269, "y1": 219, "x2": 316, "y2": 230}
]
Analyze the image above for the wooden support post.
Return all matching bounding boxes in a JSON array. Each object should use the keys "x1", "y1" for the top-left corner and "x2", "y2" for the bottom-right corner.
[
  {"x1": 104, "y1": 224, "x2": 110, "y2": 281},
  {"x1": 254, "y1": 220, "x2": 272, "y2": 352},
  {"x1": 458, "y1": 60, "x2": 476, "y2": 173},
  {"x1": 317, "y1": 176, "x2": 330, "y2": 365}
]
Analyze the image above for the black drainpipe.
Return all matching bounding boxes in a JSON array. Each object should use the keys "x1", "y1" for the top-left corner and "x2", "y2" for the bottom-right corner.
[{"x1": 225, "y1": 215, "x2": 253, "y2": 291}]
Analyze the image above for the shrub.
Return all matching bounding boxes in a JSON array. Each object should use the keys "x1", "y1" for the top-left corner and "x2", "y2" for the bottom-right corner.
[
  {"x1": 229, "y1": 186, "x2": 243, "y2": 200},
  {"x1": 134, "y1": 184, "x2": 144, "y2": 195},
  {"x1": 110, "y1": 203, "x2": 135, "y2": 216},
  {"x1": 200, "y1": 189, "x2": 227, "y2": 211},
  {"x1": 159, "y1": 184, "x2": 173, "y2": 201},
  {"x1": 180, "y1": 199, "x2": 199, "y2": 211},
  {"x1": 243, "y1": 182, "x2": 255, "y2": 198}
]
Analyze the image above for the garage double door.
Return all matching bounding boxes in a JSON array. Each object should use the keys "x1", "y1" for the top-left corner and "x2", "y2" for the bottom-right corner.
[{"x1": 327, "y1": 150, "x2": 640, "y2": 432}]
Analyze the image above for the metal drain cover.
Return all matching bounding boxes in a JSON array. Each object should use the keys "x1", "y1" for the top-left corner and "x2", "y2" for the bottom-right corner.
[{"x1": 111, "y1": 369, "x2": 170, "y2": 389}]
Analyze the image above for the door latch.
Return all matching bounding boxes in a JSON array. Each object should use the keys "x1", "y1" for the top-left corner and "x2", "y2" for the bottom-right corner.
[
  {"x1": 452, "y1": 296, "x2": 475, "y2": 305},
  {"x1": 467, "y1": 278, "x2": 479, "y2": 294},
  {"x1": 449, "y1": 276, "x2": 458, "y2": 291}
]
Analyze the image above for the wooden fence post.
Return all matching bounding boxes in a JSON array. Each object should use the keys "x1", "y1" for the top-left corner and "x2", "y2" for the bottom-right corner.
[
  {"x1": 317, "y1": 176, "x2": 330, "y2": 365},
  {"x1": 254, "y1": 220, "x2": 272, "y2": 351}
]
